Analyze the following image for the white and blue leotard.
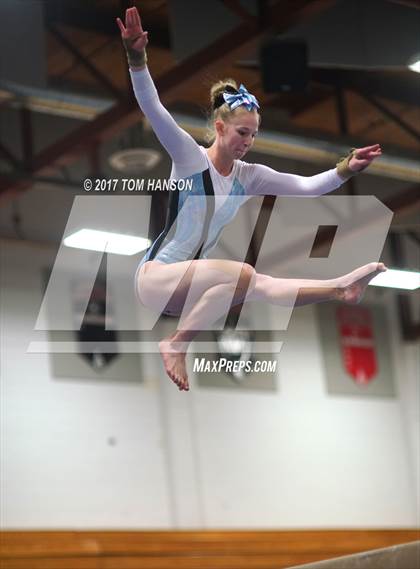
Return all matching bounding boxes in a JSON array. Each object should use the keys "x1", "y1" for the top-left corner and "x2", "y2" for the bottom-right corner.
[{"x1": 131, "y1": 68, "x2": 345, "y2": 266}]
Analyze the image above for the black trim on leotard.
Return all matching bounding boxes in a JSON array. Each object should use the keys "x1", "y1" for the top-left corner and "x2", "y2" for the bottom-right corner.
[
  {"x1": 147, "y1": 168, "x2": 215, "y2": 263},
  {"x1": 193, "y1": 168, "x2": 215, "y2": 260},
  {"x1": 146, "y1": 184, "x2": 180, "y2": 261}
]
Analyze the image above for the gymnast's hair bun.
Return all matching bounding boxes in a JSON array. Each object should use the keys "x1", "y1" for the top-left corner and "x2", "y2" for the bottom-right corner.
[{"x1": 210, "y1": 78, "x2": 238, "y2": 109}]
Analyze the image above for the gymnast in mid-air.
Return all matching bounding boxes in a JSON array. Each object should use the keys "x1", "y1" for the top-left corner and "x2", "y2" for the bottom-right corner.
[{"x1": 117, "y1": 7, "x2": 386, "y2": 392}]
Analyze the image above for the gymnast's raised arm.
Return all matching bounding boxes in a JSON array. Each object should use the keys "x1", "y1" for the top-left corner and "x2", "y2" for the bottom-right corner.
[{"x1": 117, "y1": 7, "x2": 203, "y2": 170}]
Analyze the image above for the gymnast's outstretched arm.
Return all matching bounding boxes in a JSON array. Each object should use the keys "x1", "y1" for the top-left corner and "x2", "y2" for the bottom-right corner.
[
  {"x1": 117, "y1": 7, "x2": 205, "y2": 171},
  {"x1": 246, "y1": 144, "x2": 382, "y2": 196}
]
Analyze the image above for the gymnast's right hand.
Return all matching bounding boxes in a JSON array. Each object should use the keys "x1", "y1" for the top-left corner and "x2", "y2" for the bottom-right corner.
[{"x1": 117, "y1": 7, "x2": 148, "y2": 68}]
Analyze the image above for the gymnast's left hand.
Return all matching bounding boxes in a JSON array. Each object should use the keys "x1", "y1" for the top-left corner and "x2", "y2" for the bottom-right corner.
[
  {"x1": 348, "y1": 144, "x2": 382, "y2": 172},
  {"x1": 116, "y1": 6, "x2": 148, "y2": 51}
]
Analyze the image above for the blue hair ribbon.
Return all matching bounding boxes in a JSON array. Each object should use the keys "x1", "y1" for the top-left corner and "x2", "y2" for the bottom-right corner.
[{"x1": 222, "y1": 84, "x2": 260, "y2": 111}]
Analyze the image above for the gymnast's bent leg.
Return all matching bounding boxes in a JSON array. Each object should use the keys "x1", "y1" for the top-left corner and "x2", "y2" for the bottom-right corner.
[{"x1": 140, "y1": 261, "x2": 386, "y2": 391}]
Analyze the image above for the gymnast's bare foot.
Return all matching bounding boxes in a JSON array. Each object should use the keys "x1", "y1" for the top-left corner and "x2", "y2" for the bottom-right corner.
[
  {"x1": 158, "y1": 338, "x2": 189, "y2": 391},
  {"x1": 336, "y1": 262, "x2": 387, "y2": 304}
]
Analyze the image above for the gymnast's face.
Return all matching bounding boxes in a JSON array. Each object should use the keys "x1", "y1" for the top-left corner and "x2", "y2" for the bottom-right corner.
[{"x1": 217, "y1": 109, "x2": 259, "y2": 159}]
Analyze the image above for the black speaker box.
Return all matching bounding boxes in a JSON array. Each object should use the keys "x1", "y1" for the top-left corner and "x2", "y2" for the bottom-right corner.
[{"x1": 260, "y1": 38, "x2": 308, "y2": 93}]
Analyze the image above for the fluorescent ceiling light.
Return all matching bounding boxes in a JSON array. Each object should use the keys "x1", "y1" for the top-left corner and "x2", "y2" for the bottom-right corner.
[
  {"x1": 408, "y1": 60, "x2": 420, "y2": 73},
  {"x1": 64, "y1": 229, "x2": 150, "y2": 255},
  {"x1": 408, "y1": 55, "x2": 420, "y2": 73},
  {"x1": 369, "y1": 268, "x2": 420, "y2": 290}
]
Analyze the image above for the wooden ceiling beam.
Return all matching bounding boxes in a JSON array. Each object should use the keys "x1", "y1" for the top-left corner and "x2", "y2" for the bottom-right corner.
[{"x1": 0, "y1": 0, "x2": 335, "y2": 203}]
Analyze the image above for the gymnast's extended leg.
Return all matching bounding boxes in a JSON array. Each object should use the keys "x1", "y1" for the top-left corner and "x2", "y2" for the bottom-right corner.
[{"x1": 150, "y1": 262, "x2": 386, "y2": 391}]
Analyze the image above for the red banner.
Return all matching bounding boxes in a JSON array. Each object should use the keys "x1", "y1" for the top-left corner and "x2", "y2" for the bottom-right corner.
[{"x1": 336, "y1": 305, "x2": 377, "y2": 384}]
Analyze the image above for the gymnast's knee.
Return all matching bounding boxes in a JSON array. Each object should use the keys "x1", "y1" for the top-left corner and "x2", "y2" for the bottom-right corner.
[
  {"x1": 235, "y1": 263, "x2": 257, "y2": 299},
  {"x1": 135, "y1": 265, "x2": 155, "y2": 308}
]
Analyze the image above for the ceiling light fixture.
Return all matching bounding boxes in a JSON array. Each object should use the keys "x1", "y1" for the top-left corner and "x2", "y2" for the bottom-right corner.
[
  {"x1": 369, "y1": 268, "x2": 420, "y2": 290},
  {"x1": 408, "y1": 54, "x2": 420, "y2": 73},
  {"x1": 63, "y1": 229, "x2": 150, "y2": 256}
]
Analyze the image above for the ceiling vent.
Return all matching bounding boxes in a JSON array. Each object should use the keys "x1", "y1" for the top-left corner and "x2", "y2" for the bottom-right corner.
[{"x1": 108, "y1": 148, "x2": 162, "y2": 174}]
